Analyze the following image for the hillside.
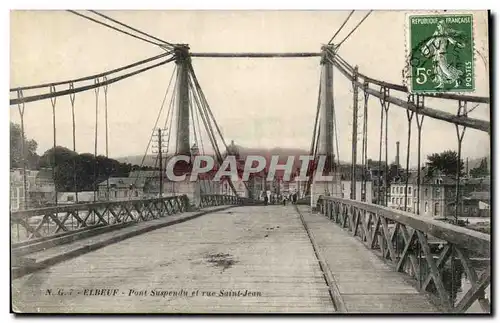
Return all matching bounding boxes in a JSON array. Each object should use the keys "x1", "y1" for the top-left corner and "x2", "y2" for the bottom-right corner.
[{"x1": 114, "y1": 146, "x2": 349, "y2": 169}]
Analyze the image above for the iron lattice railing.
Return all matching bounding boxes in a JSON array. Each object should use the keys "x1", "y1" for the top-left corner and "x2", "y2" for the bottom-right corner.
[
  {"x1": 199, "y1": 194, "x2": 262, "y2": 207},
  {"x1": 317, "y1": 196, "x2": 490, "y2": 313},
  {"x1": 10, "y1": 195, "x2": 189, "y2": 243},
  {"x1": 200, "y1": 194, "x2": 241, "y2": 207}
]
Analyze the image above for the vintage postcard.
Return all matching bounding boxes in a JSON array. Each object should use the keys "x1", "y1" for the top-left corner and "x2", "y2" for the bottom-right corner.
[{"x1": 10, "y1": 10, "x2": 491, "y2": 314}]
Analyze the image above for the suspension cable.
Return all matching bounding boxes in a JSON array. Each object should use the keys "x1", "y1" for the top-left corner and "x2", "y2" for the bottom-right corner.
[
  {"x1": 163, "y1": 69, "x2": 178, "y2": 155},
  {"x1": 88, "y1": 10, "x2": 175, "y2": 49},
  {"x1": 49, "y1": 85, "x2": 58, "y2": 206},
  {"x1": 404, "y1": 96, "x2": 415, "y2": 212},
  {"x1": 130, "y1": 65, "x2": 177, "y2": 192},
  {"x1": 103, "y1": 76, "x2": 110, "y2": 201},
  {"x1": 193, "y1": 88, "x2": 205, "y2": 156},
  {"x1": 16, "y1": 90, "x2": 28, "y2": 212},
  {"x1": 158, "y1": 68, "x2": 178, "y2": 197},
  {"x1": 361, "y1": 81, "x2": 369, "y2": 201},
  {"x1": 189, "y1": 85, "x2": 209, "y2": 194},
  {"x1": 69, "y1": 83, "x2": 78, "y2": 204},
  {"x1": 306, "y1": 72, "x2": 323, "y2": 197},
  {"x1": 382, "y1": 88, "x2": 390, "y2": 206},
  {"x1": 189, "y1": 72, "x2": 222, "y2": 160},
  {"x1": 93, "y1": 78, "x2": 100, "y2": 203},
  {"x1": 11, "y1": 55, "x2": 176, "y2": 105},
  {"x1": 189, "y1": 89, "x2": 199, "y2": 150},
  {"x1": 67, "y1": 10, "x2": 165, "y2": 48},
  {"x1": 188, "y1": 73, "x2": 220, "y2": 162},
  {"x1": 188, "y1": 64, "x2": 230, "y2": 152},
  {"x1": 189, "y1": 75, "x2": 223, "y2": 195},
  {"x1": 328, "y1": 10, "x2": 355, "y2": 44},
  {"x1": 336, "y1": 11, "x2": 373, "y2": 49},
  {"x1": 188, "y1": 69, "x2": 239, "y2": 196},
  {"x1": 415, "y1": 95, "x2": 425, "y2": 215},
  {"x1": 454, "y1": 101, "x2": 467, "y2": 224},
  {"x1": 377, "y1": 88, "x2": 384, "y2": 205},
  {"x1": 11, "y1": 51, "x2": 173, "y2": 93}
]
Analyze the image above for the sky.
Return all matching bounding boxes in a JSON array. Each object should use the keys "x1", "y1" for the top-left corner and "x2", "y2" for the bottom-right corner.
[{"x1": 10, "y1": 10, "x2": 491, "y2": 166}]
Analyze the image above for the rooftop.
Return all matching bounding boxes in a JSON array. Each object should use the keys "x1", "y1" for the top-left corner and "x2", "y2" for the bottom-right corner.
[{"x1": 99, "y1": 177, "x2": 146, "y2": 188}]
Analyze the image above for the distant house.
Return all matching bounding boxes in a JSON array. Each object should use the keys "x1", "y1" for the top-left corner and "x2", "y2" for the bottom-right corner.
[
  {"x1": 452, "y1": 191, "x2": 490, "y2": 218},
  {"x1": 388, "y1": 168, "x2": 490, "y2": 218},
  {"x1": 58, "y1": 191, "x2": 95, "y2": 205},
  {"x1": 98, "y1": 177, "x2": 146, "y2": 201},
  {"x1": 10, "y1": 168, "x2": 56, "y2": 211},
  {"x1": 220, "y1": 177, "x2": 248, "y2": 198}
]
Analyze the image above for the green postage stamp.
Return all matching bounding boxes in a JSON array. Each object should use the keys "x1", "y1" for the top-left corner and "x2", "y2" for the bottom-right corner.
[{"x1": 408, "y1": 13, "x2": 474, "y2": 93}]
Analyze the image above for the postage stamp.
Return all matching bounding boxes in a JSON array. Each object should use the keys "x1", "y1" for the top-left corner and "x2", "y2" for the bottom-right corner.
[{"x1": 407, "y1": 13, "x2": 475, "y2": 94}]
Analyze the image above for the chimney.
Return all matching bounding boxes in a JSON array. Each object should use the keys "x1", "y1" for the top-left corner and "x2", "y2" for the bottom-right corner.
[{"x1": 395, "y1": 141, "x2": 400, "y2": 167}]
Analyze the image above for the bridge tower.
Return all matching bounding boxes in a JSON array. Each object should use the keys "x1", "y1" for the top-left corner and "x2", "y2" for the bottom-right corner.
[
  {"x1": 311, "y1": 44, "x2": 342, "y2": 206},
  {"x1": 174, "y1": 45, "x2": 191, "y2": 156}
]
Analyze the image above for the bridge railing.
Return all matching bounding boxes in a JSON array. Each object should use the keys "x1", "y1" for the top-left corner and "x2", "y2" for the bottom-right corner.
[
  {"x1": 317, "y1": 196, "x2": 490, "y2": 313},
  {"x1": 10, "y1": 195, "x2": 189, "y2": 244},
  {"x1": 199, "y1": 194, "x2": 262, "y2": 207}
]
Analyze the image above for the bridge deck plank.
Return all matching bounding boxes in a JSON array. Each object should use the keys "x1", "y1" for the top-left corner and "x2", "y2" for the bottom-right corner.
[
  {"x1": 13, "y1": 205, "x2": 335, "y2": 313},
  {"x1": 298, "y1": 205, "x2": 440, "y2": 313}
]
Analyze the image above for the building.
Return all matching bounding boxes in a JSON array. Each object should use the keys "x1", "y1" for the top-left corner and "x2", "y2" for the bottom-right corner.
[
  {"x1": 452, "y1": 191, "x2": 490, "y2": 218},
  {"x1": 220, "y1": 177, "x2": 248, "y2": 198},
  {"x1": 388, "y1": 169, "x2": 490, "y2": 218},
  {"x1": 98, "y1": 177, "x2": 146, "y2": 201},
  {"x1": 10, "y1": 168, "x2": 56, "y2": 211},
  {"x1": 367, "y1": 167, "x2": 387, "y2": 205},
  {"x1": 58, "y1": 191, "x2": 95, "y2": 205},
  {"x1": 10, "y1": 168, "x2": 33, "y2": 211}
]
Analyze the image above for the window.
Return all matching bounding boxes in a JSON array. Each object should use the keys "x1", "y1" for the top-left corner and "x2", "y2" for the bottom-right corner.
[
  {"x1": 400, "y1": 187, "x2": 404, "y2": 194},
  {"x1": 434, "y1": 187, "x2": 441, "y2": 197},
  {"x1": 425, "y1": 188, "x2": 429, "y2": 198},
  {"x1": 408, "y1": 187, "x2": 412, "y2": 195},
  {"x1": 424, "y1": 202, "x2": 429, "y2": 213},
  {"x1": 407, "y1": 197, "x2": 411, "y2": 205},
  {"x1": 434, "y1": 202, "x2": 439, "y2": 216},
  {"x1": 391, "y1": 197, "x2": 395, "y2": 204},
  {"x1": 135, "y1": 191, "x2": 139, "y2": 197},
  {"x1": 67, "y1": 195, "x2": 74, "y2": 202},
  {"x1": 114, "y1": 191, "x2": 118, "y2": 198},
  {"x1": 342, "y1": 183, "x2": 345, "y2": 190}
]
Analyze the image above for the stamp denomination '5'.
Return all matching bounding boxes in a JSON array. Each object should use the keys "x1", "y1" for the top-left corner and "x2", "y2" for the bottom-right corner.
[{"x1": 409, "y1": 14, "x2": 474, "y2": 93}]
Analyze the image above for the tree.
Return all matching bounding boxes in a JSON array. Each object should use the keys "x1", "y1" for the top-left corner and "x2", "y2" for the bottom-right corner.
[
  {"x1": 10, "y1": 122, "x2": 40, "y2": 169},
  {"x1": 426, "y1": 150, "x2": 464, "y2": 177},
  {"x1": 39, "y1": 147, "x2": 147, "y2": 191},
  {"x1": 470, "y1": 157, "x2": 489, "y2": 178}
]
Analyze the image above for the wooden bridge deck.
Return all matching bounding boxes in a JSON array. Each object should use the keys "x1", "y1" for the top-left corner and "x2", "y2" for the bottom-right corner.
[
  {"x1": 12, "y1": 205, "x2": 438, "y2": 313},
  {"x1": 12, "y1": 205, "x2": 334, "y2": 313},
  {"x1": 297, "y1": 205, "x2": 439, "y2": 313}
]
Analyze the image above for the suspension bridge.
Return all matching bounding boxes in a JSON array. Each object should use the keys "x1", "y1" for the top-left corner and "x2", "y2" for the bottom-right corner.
[{"x1": 10, "y1": 10, "x2": 491, "y2": 314}]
